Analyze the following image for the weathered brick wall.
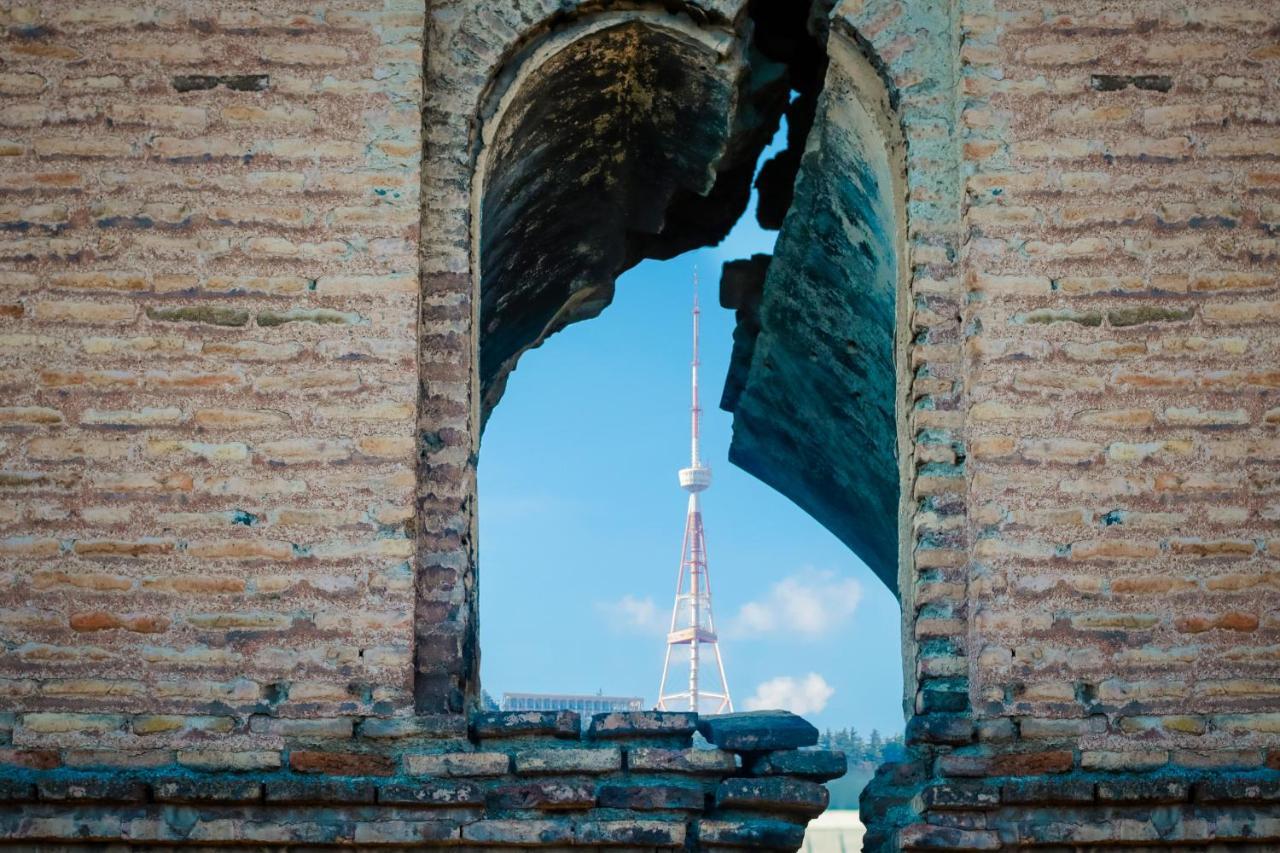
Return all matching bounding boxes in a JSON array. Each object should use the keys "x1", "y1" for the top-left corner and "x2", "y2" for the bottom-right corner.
[
  {"x1": 0, "y1": 1, "x2": 425, "y2": 727},
  {"x1": 0, "y1": 710, "x2": 843, "y2": 848},
  {"x1": 4, "y1": 0, "x2": 1280, "y2": 849},
  {"x1": 861, "y1": 1, "x2": 1280, "y2": 849},
  {"x1": 964, "y1": 0, "x2": 1280, "y2": 767}
]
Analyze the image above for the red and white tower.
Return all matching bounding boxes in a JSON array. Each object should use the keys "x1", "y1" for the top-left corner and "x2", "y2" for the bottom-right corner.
[{"x1": 656, "y1": 271, "x2": 733, "y2": 714}]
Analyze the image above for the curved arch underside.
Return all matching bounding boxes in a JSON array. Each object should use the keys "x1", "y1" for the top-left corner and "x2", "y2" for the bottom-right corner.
[
  {"x1": 477, "y1": 9, "x2": 904, "y2": 593},
  {"x1": 721, "y1": 32, "x2": 906, "y2": 592},
  {"x1": 478, "y1": 17, "x2": 786, "y2": 420}
]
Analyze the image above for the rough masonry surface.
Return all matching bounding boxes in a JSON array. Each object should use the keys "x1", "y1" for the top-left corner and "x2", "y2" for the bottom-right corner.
[{"x1": 0, "y1": 0, "x2": 1279, "y2": 849}]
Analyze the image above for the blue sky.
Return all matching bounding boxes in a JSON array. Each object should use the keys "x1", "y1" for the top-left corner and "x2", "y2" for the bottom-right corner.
[{"x1": 478, "y1": 140, "x2": 905, "y2": 736}]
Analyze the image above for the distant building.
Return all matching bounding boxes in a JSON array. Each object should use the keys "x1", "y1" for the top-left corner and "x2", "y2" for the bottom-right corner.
[{"x1": 501, "y1": 692, "x2": 644, "y2": 717}]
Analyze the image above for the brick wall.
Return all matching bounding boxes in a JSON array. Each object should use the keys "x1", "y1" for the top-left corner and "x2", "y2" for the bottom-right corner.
[
  {"x1": 3, "y1": 0, "x2": 1280, "y2": 849},
  {"x1": 0, "y1": 0, "x2": 425, "y2": 722},
  {"x1": 964, "y1": 0, "x2": 1280, "y2": 764},
  {"x1": 862, "y1": 1, "x2": 1280, "y2": 848}
]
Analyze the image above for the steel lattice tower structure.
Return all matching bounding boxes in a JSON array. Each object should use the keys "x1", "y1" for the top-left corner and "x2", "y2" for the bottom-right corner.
[{"x1": 656, "y1": 272, "x2": 733, "y2": 714}]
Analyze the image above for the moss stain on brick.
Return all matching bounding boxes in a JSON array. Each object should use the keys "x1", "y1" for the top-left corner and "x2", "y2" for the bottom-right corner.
[
  {"x1": 1107, "y1": 306, "x2": 1196, "y2": 327},
  {"x1": 1014, "y1": 309, "x2": 1104, "y2": 327},
  {"x1": 145, "y1": 305, "x2": 250, "y2": 327},
  {"x1": 256, "y1": 308, "x2": 363, "y2": 327}
]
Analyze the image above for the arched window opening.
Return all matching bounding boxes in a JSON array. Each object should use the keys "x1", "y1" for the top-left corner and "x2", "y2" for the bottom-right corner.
[{"x1": 460, "y1": 6, "x2": 911, "y2": 806}]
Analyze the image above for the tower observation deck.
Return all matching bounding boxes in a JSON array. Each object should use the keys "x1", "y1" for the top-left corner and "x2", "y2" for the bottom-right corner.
[{"x1": 656, "y1": 271, "x2": 733, "y2": 714}]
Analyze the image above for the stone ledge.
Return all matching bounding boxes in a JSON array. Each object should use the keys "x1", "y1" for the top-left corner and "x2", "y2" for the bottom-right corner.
[
  {"x1": 698, "y1": 712, "x2": 819, "y2": 752},
  {"x1": 587, "y1": 711, "x2": 698, "y2": 742},
  {"x1": 0, "y1": 802, "x2": 786, "y2": 848},
  {"x1": 871, "y1": 764, "x2": 1280, "y2": 851},
  {"x1": 0, "y1": 710, "x2": 839, "y2": 849},
  {"x1": 470, "y1": 711, "x2": 580, "y2": 741}
]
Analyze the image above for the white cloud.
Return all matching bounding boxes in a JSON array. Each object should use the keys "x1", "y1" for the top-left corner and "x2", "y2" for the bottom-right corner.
[
  {"x1": 729, "y1": 569, "x2": 863, "y2": 639},
  {"x1": 595, "y1": 594, "x2": 667, "y2": 635},
  {"x1": 744, "y1": 673, "x2": 834, "y2": 716}
]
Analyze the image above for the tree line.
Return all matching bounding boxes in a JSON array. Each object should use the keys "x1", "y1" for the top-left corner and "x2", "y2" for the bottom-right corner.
[{"x1": 818, "y1": 727, "x2": 906, "y2": 766}]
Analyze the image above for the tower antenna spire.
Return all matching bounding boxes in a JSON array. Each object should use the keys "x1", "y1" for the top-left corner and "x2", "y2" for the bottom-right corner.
[
  {"x1": 691, "y1": 266, "x2": 701, "y2": 469},
  {"x1": 656, "y1": 267, "x2": 733, "y2": 714}
]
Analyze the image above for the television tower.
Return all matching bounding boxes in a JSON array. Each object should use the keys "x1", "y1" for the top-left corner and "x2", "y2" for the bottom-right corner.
[{"x1": 656, "y1": 270, "x2": 733, "y2": 714}]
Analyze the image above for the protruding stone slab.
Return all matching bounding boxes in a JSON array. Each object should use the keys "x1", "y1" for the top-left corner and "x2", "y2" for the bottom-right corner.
[
  {"x1": 471, "y1": 711, "x2": 579, "y2": 740},
  {"x1": 749, "y1": 749, "x2": 847, "y2": 781},
  {"x1": 697, "y1": 711, "x2": 818, "y2": 752},
  {"x1": 715, "y1": 777, "x2": 829, "y2": 816},
  {"x1": 588, "y1": 711, "x2": 697, "y2": 740}
]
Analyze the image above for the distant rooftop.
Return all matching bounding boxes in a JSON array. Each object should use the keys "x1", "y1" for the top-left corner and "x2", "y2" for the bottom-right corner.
[{"x1": 501, "y1": 692, "x2": 645, "y2": 716}]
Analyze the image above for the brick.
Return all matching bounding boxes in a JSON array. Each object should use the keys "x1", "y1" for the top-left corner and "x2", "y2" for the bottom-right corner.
[
  {"x1": 405, "y1": 752, "x2": 509, "y2": 777},
  {"x1": 697, "y1": 711, "x2": 818, "y2": 751},
  {"x1": 0, "y1": 749, "x2": 60, "y2": 770},
  {"x1": 248, "y1": 716, "x2": 352, "y2": 739},
  {"x1": 352, "y1": 820, "x2": 460, "y2": 845},
  {"x1": 578, "y1": 820, "x2": 686, "y2": 847},
  {"x1": 462, "y1": 819, "x2": 572, "y2": 845},
  {"x1": 627, "y1": 747, "x2": 737, "y2": 774},
  {"x1": 379, "y1": 780, "x2": 485, "y2": 807},
  {"x1": 177, "y1": 750, "x2": 281, "y2": 772},
  {"x1": 471, "y1": 711, "x2": 579, "y2": 739},
  {"x1": 715, "y1": 777, "x2": 828, "y2": 815},
  {"x1": 290, "y1": 750, "x2": 395, "y2": 776},
  {"x1": 260, "y1": 43, "x2": 350, "y2": 65},
  {"x1": 1082, "y1": 751, "x2": 1170, "y2": 773},
  {"x1": 1197, "y1": 777, "x2": 1280, "y2": 803},
  {"x1": 749, "y1": 749, "x2": 846, "y2": 780},
  {"x1": 597, "y1": 781, "x2": 705, "y2": 810},
  {"x1": 488, "y1": 780, "x2": 595, "y2": 810},
  {"x1": 0, "y1": 406, "x2": 64, "y2": 428},
  {"x1": 266, "y1": 779, "x2": 376, "y2": 804},
  {"x1": 920, "y1": 782, "x2": 1000, "y2": 810},
  {"x1": 37, "y1": 778, "x2": 147, "y2": 803},
  {"x1": 990, "y1": 751, "x2": 1075, "y2": 776},
  {"x1": 145, "y1": 305, "x2": 249, "y2": 327},
  {"x1": 513, "y1": 748, "x2": 621, "y2": 775},
  {"x1": 587, "y1": 710, "x2": 696, "y2": 740},
  {"x1": 152, "y1": 779, "x2": 263, "y2": 804},
  {"x1": 69, "y1": 612, "x2": 171, "y2": 633},
  {"x1": 698, "y1": 818, "x2": 807, "y2": 849},
  {"x1": 1001, "y1": 778, "x2": 1094, "y2": 805}
]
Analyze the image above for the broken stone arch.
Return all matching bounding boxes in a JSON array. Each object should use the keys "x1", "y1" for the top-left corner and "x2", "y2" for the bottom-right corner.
[{"x1": 453, "y1": 4, "x2": 912, "y2": 710}]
